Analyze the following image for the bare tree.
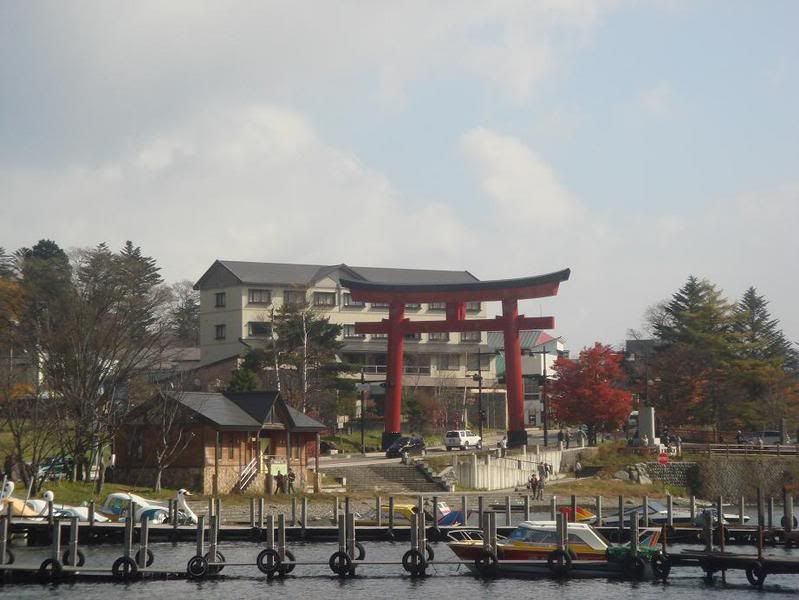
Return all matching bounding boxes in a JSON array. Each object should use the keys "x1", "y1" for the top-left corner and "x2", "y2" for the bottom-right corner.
[{"x1": 150, "y1": 379, "x2": 196, "y2": 492}]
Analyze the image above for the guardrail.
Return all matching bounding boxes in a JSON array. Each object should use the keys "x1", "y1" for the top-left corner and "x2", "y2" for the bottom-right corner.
[{"x1": 685, "y1": 443, "x2": 799, "y2": 457}]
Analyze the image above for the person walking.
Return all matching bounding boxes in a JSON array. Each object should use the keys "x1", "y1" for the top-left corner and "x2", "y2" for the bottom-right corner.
[
  {"x1": 287, "y1": 467, "x2": 296, "y2": 494},
  {"x1": 274, "y1": 472, "x2": 285, "y2": 494},
  {"x1": 537, "y1": 474, "x2": 545, "y2": 500},
  {"x1": 499, "y1": 436, "x2": 507, "y2": 457},
  {"x1": 574, "y1": 460, "x2": 582, "y2": 478}
]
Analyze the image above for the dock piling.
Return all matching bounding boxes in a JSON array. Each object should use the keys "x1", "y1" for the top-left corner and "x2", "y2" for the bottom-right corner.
[
  {"x1": 642, "y1": 495, "x2": 649, "y2": 527},
  {"x1": 570, "y1": 495, "x2": 577, "y2": 523},
  {"x1": 757, "y1": 488, "x2": 764, "y2": 528},
  {"x1": 266, "y1": 514, "x2": 275, "y2": 550},
  {"x1": 249, "y1": 498, "x2": 255, "y2": 528},
  {"x1": 258, "y1": 497, "x2": 264, "y2": 529},
  {"x1": 88, "y1": 501, "x2": 95, "y2": 527},
  {"x1": 786, "y1": 494, "x2": 795, "y2": 534},
  {"x1": 138, "y1": 515, "x2": 150, "y2": 569},
  {"x1": 667, "y1": 493, "x2": 673, "y2": 527},
  {"x1": 67, "y1": 517, "x2": 80, "y2": 566},
  {"x1": 0, "y1": 516, "x2": 8, "y2": 566},
  {"x1": 524, "y1": 495, "x2": 531, "y2": 522},
  {"x1": 550, "y1": 495, "x2": 557, "y2": 521},
  {"x1": 618, "y1": 496, "x2": 624, "y2": 541},
  {"x1": 376, "y1": 496, "x2": 382, "y2": 528},
  {"x1": 768, "y1": 497, "x2": 775, "y2": 530},
  {"x1": 739, "y1": 496, "x2": 746, "y2": 526},
  {"x1": 278, "y1": 513, "x2": 287, "y2": 564},
  {"x1": 389, "y1": 496, "x2": 395, "y2": 533},
  {"x1": 505, "y1": 496, "x2": 511, "y2": 526},
  {"x1": 477, "y1": 496, "x2": 484, "y2": 529},
  {"x1": 301, "y1": 496, "x2": 308, "y2": 535},
  {"x1": 291, "y1": 497, "x2": 297, "y2": 526},
  {"x1": 630, "y1": 511, "x2": 639, "y2": 555},
  {"x1": 195, "y1": 515, "x2": 205, "y2": 558},
  {"x1": 690, "y1": 495, "x2": 696, "y2": 522},
  {"x1": 596, "y1": 496, "x2": 602, "y2": 526}
]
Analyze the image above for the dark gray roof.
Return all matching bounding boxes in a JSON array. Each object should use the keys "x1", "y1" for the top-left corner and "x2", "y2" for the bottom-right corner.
[
  {"x1": 226, "y1": 391, "x2": 280, "y2": 424},
  {"x1": 284, "y1": 405, "x2": 326, "y2": 431},
  {"x1": 175, "y1": 391, "x2": 324, "y2": 432},
  {"x1": 195, "y1": 260, "x2": 478, "y2": 289},
  {"x1": 179, "y1": 392, "x2": 261, "y2": 430}
]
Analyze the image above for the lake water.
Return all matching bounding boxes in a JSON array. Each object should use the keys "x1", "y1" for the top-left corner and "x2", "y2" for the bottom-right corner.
[{"x1": 2, "y1": 540, "x2": 799, "y2": 599}]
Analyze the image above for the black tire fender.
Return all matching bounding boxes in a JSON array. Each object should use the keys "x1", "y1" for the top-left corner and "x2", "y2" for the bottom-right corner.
[
  {"x1": 136, "y1": 547, "x2": 155, "y2": 568},
  {"x1": 186, "y1": 555, "x2": 208, "y2": 579},
  {"x1": 402, "y1": 549, "x2": 427, "y2": 576},
  {"x1": 474, "y1": 549, "x2": 498, "y2": 578},
  {"x1": 651, "y1": 552, "x2": 671, "y2": 579},
  {"x1": 111, "y1": 556, "x2": 138, "y2": 580},
  {"x1": 425, "y1": 543, "x2": 435, "y2": 562},
  {"x1": 329, "y1": 550, "x2": 352, "y2": 577},
  {"x1": 625, "y1": 555, "x2": 647, "y2": 580},
  {"x1": 281, "y1": 549, "x2": 296, "y2": 575},
  {"x1": 39, "y1": 558, "x2": 63, "y2": 580},
  {"x1": 547, "y1": 549, "x2": 572, "y2": 577},
  {"x1": 746, "y1": 561, "x2": 767, "y2": 587},
  {"x1": 204, "y1": 550, "x2": 225, "y2": 574},
  {"x1": 257, "y1": 548, "x2": 281, "y2": 576},
  {"x1": 348, "y1": 541, "x2": 366, "y2": 561},
  {"x1": 62, "y1": 549, "x2": 86, "y2": 567}
]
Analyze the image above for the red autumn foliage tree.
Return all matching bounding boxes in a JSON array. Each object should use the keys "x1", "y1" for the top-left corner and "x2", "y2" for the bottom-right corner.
[{"x1": 550, "y1": 343, "x2": 632, "y2": 445}]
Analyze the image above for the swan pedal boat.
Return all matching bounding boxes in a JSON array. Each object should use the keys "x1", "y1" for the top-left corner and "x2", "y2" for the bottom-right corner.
[{"x1": 447, "y1": 520, "x2": 669, "y2": 579}]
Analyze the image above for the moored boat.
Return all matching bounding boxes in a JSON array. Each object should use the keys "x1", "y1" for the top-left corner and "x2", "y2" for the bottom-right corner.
[{"x1": 447, "y1": 520, "x2": 669, "y2": 579}]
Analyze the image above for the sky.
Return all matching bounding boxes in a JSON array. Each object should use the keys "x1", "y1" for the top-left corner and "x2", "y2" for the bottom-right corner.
[{"x1": 1, "y1": 1, "x2": 798, "y2": 352}]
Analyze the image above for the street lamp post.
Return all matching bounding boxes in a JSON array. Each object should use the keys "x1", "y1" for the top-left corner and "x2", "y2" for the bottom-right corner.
[
  {"x1": 360, "y1": 368, "x2": 366, "y2": 455},
  {"x1": 473, "y1": 357, "x2": 485, "y2": 443}
]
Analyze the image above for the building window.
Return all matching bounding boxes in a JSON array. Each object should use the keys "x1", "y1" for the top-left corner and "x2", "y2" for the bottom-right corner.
[
  {"x1": 342, "y1": 293, "x2": 364, "y2": 308},
  {"x1": 404, "y1": 332, "x2": 421, "y2": 341},
  {"x1": 343, "y1": 325, "x2": 365, "y2": 339},
  {"x1": 215, "y1": 324, "x2": 226, "y2": 340},
  {"x1": 215, "y1": 292, "x2": 226, "y2": 308},
  {"x1": 371, "y1": 302, "x2": 389, "y2": 310},
  {"x1": 460, "y1": 331, "x2": 481, "y2": 343},
  {"x1": 371, "y1": 333, "x2": 387, "y2": 340},
  {"x1": 439, "y1": 354, "x2": 460, "y2": 370},
  {"x1": 466, "y1": 301, "x2": 481, "y2": 312},
  {"x1": 283, "y1": 290, "x2": 306, "y2": 306},
  {"x1": 405, "y1": 303, "x2": 421, "y2": 310},
  {"x1": 429, "y1": 332, "x2": 450, "y2": 342},
  {"x1": 428, "y1": 302, "x2": 446, "y2": 311},
  {"x1": 313, "y1": 292, "x2": 336, "y2": 307},
  {"x1": 467, "y1": 353, "x2": 491, "y2": 371},
  {"x1": 248, "y1": 289, "x2": 271, "y2": 305},
  {"x1": 247, "y1": 321, "x2": 271, "y2": 337}
]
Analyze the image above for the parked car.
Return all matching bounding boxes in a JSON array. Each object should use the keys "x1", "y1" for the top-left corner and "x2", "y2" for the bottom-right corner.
[
  {"x1": 444, "y1": 430, "x2": 482, "y2": 450},
  {"x1": 37, "y1": 456, "x2": 74, "y2": 481},
  {"x1": 320, "y1": 440, "x2": 339, "y2": 455},
  {"x1": 385, "y1": 436, "x2": 426, "y2": 458}
]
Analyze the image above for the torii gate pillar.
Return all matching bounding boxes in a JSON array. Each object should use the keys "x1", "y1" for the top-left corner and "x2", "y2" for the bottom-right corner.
[
  {"x1": 383, "y1": 302, "x2": 405, "y2": 449},
  {"x1": 501, "y1": 299, "x2": 527, "y2": 447}
]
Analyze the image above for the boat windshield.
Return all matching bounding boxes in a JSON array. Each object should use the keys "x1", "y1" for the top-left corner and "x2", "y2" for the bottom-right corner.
[{"x1": 508, "y1": 526, "x2": 608, "y2": 550}]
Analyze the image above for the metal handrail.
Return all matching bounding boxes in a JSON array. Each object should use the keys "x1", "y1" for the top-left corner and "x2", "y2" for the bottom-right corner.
[{"x1": 238, "y1": 456, "x2": 259, "y2": 491}]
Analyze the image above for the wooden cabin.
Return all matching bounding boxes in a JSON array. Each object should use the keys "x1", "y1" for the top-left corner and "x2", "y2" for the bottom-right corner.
[{"x1": 113, "y1": 391, "x2": 325, "y2": 495}]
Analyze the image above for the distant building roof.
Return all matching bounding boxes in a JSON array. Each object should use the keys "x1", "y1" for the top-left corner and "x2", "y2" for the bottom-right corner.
[
  {"x1": 487, "y1": 330, "x2": 555, "y2": 350},
  {"x1": 194, "y1": 260, "x2": 479, "y2": 290},
  {"x1": 172, "y1": 391, "x2": 325, "y2": 432},
  {"x1": 179, "y1": 392, "x2": 261, "y2": 430}
]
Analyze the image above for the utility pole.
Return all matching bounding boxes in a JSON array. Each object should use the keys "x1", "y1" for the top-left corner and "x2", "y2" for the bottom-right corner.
[{"x1": 360, "y1": 368, "x2": 366, "y2": 455}]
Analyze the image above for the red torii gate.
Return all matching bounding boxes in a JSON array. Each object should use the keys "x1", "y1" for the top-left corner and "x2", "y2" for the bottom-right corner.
[{"x1": 341, "y1": 268, "x2": 571, "y2": 449}]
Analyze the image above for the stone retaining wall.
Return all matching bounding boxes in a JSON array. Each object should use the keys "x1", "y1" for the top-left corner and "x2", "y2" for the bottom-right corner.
[{"x1": 644, "y1": 462, "x2": 700, "y2": 489}]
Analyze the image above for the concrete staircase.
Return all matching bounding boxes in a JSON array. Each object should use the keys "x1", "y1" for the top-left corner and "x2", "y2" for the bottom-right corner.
[{"x1": 321, "y1": 463, "x2": 446, "y2": 493}]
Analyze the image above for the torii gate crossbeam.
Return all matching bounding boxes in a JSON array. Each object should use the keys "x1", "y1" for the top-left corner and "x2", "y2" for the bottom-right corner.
[{"x1": 342, "y1": 268, "x2": 570, "y2": 449}]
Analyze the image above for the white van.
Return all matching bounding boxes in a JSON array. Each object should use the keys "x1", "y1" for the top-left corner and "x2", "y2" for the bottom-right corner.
[{"x1": 444, "y1": 430, "x2": 482, "y2": 450}]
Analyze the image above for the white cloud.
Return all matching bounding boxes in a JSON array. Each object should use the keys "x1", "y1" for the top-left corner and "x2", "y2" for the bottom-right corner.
[{"x1": 639, "y1": 81, "x2": 674, "y2": 116}]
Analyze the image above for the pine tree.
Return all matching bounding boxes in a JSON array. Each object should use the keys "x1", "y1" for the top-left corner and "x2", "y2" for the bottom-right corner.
[{"x1": 650, "y1": 276, "x2": 736, "y2": 429}]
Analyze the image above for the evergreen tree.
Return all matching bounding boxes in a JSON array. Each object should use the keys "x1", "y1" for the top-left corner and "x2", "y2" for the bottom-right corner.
[
  {"x1": 731, "y1": 287, "x2": 799, "y2": 424},
  {"x1": 649, "y1": 276, "x2": 736, "y2": 428},
  {"x1": 166, "y1": 280, "x2": 200, "y2": 346},
  {"x1": 227, "y1": 367, "x2": 260, "y2": 393}
]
